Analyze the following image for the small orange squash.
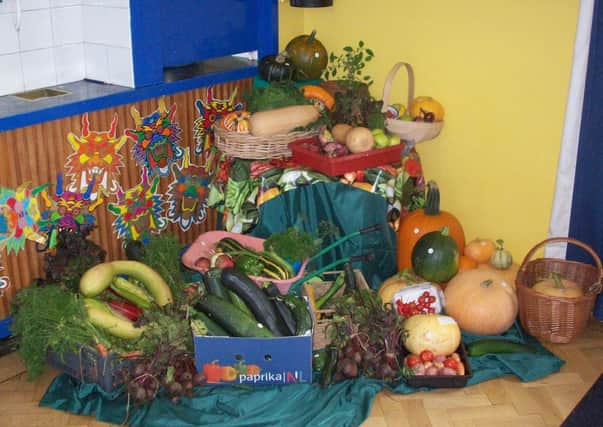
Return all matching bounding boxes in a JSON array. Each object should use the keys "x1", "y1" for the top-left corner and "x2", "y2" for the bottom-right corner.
[
  {"x1": 397, "y1": 181, "x2": 465, "y2": 271},
  {"x1": 444, "y1": 269, "x2": 518, "y2": 335},
  {"x1": 464, "y1": 238, "x2": 496, "y2": 264},
  {"x1": 532, "y1": 272, "x2": 583, "y2": 298},
  {"x1": 458, "y1": 255, "x2": 478, "y2": 272}
]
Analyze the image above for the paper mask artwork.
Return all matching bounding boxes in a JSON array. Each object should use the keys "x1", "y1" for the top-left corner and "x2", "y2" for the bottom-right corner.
[
  {"x1": 167, "y1": 148, "x2": 210, "y2": 231},
  {"x1": 108, "y1": 169, "x2": 166, "y2": 243},
  {"x1": 38, "y1": 173, "x2": 103, "y2": 249},
  {"x1": 0, "y1": 183, "x2": 48, "y2": 254},
  {"x1": 193, "y1": 87, "x2": 242, "y2": 168},
  {"x1": 127, "y1": 97, "x2": 184, "y2": 178},
  {"x1": 65, "y1": 113, "x2": 128, "y2": 201},
  {"x1": 0, "y1": 253, "x2": 9, "y2": 298}
]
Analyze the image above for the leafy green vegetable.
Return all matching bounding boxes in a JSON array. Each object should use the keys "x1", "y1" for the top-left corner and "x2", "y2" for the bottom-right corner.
[
  {"x1": 10, "y1": 284, "x2": 110, "y2": 380},
  {"x1": 136, "y1": 310, "x2": 193, "y2": 355},
  {"x1": 263, "y1": 227, "x2": 320, "y2": 262},
  {"x1": 142, "y1": 234, "x2": 187, "y2": 306},
  {"x1": 234, "y1": 254, "x2": 265, "y2": 276},
  {"x1": 243, "y1": 82, "x2": 309, "y2": 113},
  {"x1": 229, "y1": 159, "x2": 251, "y2": 182}
]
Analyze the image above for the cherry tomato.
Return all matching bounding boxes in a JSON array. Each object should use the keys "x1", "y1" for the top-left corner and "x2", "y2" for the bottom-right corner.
[
  {"x1": 419, "y1": 350, "x2": 434, "y2": 363},
  {"x1": 405, "y1": 354, "x2": 421, "y2": 368},
  {"x1": 443, "y1": 358, "x2": 459, "y2": 369}
]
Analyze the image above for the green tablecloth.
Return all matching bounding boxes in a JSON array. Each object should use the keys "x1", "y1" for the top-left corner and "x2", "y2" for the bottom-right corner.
[{"x1": 39, "y1": 323, "x2": 565, "y2": 427}]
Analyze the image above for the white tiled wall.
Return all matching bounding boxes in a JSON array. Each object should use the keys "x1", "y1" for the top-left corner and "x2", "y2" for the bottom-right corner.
[{"x1": 0, "y1": 0, "x2": 133, "y2": 97}]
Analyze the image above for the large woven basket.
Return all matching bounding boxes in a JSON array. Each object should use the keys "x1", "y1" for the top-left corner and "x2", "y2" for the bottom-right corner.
[
  {"x1": 381, "y1": 62, "x2": 444, "y2": 143},
  {"x1": 516, "y1": 237, "x2": 603, "y2": 344},
  {"x1": 214, "y1": 125, "x2": 318, "y2": 159}
]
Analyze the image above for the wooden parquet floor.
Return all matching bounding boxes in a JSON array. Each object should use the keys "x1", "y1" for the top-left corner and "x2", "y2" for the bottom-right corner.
[{"x1": 1, "y1": 321, "x2": 602, "y2": 427}]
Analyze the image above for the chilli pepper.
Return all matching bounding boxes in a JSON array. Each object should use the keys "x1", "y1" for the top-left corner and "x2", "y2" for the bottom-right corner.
[{"x1": 106, "y1": 300, "x2": 142, "y2": 321}]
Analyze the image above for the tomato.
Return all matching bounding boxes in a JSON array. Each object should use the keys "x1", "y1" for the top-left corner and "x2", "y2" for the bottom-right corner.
[
  {"x1": 419, "y1": 350, "x2": 434, "y2": 363},
  {"x1": 443, "y1": 357, "x2": 459, "y2": 370},
  {"x1": 405, "y1": 354, "x2": 421, "y2": 368}
]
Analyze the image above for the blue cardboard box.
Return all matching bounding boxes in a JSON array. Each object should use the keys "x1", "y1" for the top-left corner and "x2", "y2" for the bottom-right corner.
[{"x1": 193, "y1": 334, "x2": 312, "y2": 386}]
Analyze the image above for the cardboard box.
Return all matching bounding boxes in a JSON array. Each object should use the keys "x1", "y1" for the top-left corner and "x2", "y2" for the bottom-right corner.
[{"x1": 193, "y1": 334, "x2": 312, "y2": 386}]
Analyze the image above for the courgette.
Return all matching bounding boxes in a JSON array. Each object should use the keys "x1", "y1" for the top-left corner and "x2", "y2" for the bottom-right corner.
[
  {"x1": 467, "y1": 339, "x2": 536, "y2": 357},
  {"x1": 110, "y1": 276, "x2": 153, "y2": 309},
  {"x1": 282, "y1": 295, "x2": 312, "y2": 336},
  {"x1": 191, "y1": 309, "x2": 229, "y2": 336},
  {"x1": 203, "y1": 268, "x2": 231, "y2": 301},
  {"x1": 195, "y1": 295, "x2": 274, "y2": 338},
  {"x1": 227, "y1": 290, "x2": 255, "y2": 319},
  {"x1": 221, "y1": 268, "x2": 288, "y2": 336},
  {"x1": 80, "y1": 261, "x2": 173, "y2": 306},
  {"x1": 264, "y1": 283, "x2": 297, "y2": 336}
]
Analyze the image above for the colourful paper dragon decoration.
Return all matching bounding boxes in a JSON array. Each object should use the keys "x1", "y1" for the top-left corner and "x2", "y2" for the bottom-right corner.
[
  {"x1": 167, "y1": 148, "x2": 210, "y2": 231},
  {"x1": 127, "y1": 97, "x2": 184, "y2": 177},
  {"x1": 0, "y1": 252, "x2": 9, "y2": 298},
  {"x1": 65, "y1": 113, "x2": 128, "y2": 200},
  {"x1": 193, "y1": 87, "x2": 242, "y2": 169},
  {"x1": 0, "y1": 183, "x2": 48, "y2": 254},
  {"x1": 108, "y1": 168, "x2": 166, "y2": 243},
  {"x1": 38, "y1": 172, "x2": 103, "y2": 249}
]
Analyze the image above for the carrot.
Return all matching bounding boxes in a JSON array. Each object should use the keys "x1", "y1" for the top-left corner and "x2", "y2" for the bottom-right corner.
[
  {"x1": 301, "y1": 85, "x2": 335, "y2": 111},
  {"x1": 96, "y1": 342, "x2": 109, "y2": 358}
]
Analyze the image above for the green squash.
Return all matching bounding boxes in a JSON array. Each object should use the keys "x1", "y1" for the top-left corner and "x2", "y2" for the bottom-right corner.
[
  {"x1": 411, "y1": 227, "x2": 459, "y2": 283},
  {"x1": 285, "y1": 30, "x2": 328, "y2": 81}
]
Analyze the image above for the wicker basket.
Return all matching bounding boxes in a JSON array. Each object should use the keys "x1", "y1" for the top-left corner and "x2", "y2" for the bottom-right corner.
[
  {"x1": 302, "y1": 270, "x2": 369, "y2": 350},
  {"x1": 214, "y1": 125, "x2": 318, "y2": 159},
  {"x1": 381, "y1": 62, "x2": 444, "y2": 143},
  {"x1": 516, "y1": 237, "x2": 603, "y2": 344}
]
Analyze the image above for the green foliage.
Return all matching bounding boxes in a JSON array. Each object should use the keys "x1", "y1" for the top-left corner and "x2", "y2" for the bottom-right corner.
[
  {"x1": 142, "y1": 234, "x2": 187, "y2": 306},
  {"x1": 323, "y1": 40, "x2": 375, "y2": 86},
  {"x1": 136, "y1": 310, "x2": 193, "y2": 356},
  {"x1": 10, "y1": 284, "x2": 110, "y2": 380},
  {"x1": 263, "y1": 227, "x2": 320, "y2": 262},
  {"x1": 243, "y1": 82, "x2": 310, "y2": 113}
]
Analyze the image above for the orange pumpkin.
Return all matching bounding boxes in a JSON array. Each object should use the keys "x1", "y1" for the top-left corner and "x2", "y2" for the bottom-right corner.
[
  {"x1": 458, "y1": 255, "x2": 478, "y2": 272},
  {"x1": 220, "y1": 110, "x2": 251, "y2": 133},
  {"x1": 221, "y1": 366, "x2": 238, "y2": 382},
  {"x1": 397, "y1": 181, "x2": 465, "y2": 271},
  {"x1": 444, "y1": 269, "x2": 518, "y2": 335},
  {"x1": 477, "y1": 262, "x2": 519, "y2": 290},
  {"x1": 464, "y1": 238, "x2": 496, "y2": 263}
]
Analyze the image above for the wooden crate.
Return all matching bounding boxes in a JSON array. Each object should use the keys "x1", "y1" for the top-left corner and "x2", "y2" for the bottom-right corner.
[{"x1": 302, "y1": 269, "x2": 369, "y2": 351}]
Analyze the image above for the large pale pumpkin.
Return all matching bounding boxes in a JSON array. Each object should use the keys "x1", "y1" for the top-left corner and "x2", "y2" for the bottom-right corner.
[
  {"x1": 403, "y1": 314, "x2": 461, "y2": 355},
  {"x1": 444, "y1": 269, "x2": 518, "y2": 335},
  {"x1": 477, "y1": 262, "x2": 520, "y2": 291},
  {"x1": 397, "y1": 181, "x2": 465, "y2": 271}
]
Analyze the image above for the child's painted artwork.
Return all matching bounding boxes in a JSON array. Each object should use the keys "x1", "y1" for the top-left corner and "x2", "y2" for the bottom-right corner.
[
  {"x1": 127, "y1": 97, "x2": 184, "y2": 177},
  {"x1": 167, "y1": 148, "x2": 210, "y2": 231},
  {"x1": 193, "y1": 87, "x2": 242, "y2": 169},
  {"x1": 108, "y1": 169, "x2": 166, "y2": 244},
  {"x1": 65, "y1": 113, "x2": 128, "y2": 200},
  {"x1": 0, "y1": 183, "x2": 48, "y2": 254},
  {"x1": 0, "y1": 253, "x2": 9, "y2": 298},
  {"x1": 38, "y1": 173, "x2": 102, "y2": 249}
]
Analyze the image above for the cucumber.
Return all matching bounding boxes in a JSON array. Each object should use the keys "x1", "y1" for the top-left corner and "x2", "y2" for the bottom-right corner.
[
  {"x1": 282, "y1": 295, "x2": 312, "y2": 336},
  {"x1": 264, "y1": 283, "x2": 297, "y2": 336},
  {"x1": 191, "y1": 309, "x2": 229, "y2": 336},
  {"x1": 203, "y1": 268, "x2": 231, "y2": 301},
  {"x1": 195, "y1": 295, "x2": 274, "y2": 338},
  {"x1": 83, "y1": 298, "x2": 144, "y2": 340},
  {"x1": 80, "y1": 261, "x2": 173, "y2": 306},
  {"x1": 468, "y1": 339, "x2": 536, "y2": 357},
  {"x1": 110, "y1": 276, "x2": 153, "y2": 309},
  {"x1": 227, "y1": 290, "x2": 256, "y2": 319},
  {"x1": 221, "y1": 268, "x2": 288, "y2": 336}
]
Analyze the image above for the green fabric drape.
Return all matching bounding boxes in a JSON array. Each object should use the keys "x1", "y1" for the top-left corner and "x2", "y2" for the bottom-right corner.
[
  {"x1": 250, "y1": 182, "x2": 398, "y2": 288},
  {"x1": 39, "y1": 323, "x2": 564, "y2": 426}
]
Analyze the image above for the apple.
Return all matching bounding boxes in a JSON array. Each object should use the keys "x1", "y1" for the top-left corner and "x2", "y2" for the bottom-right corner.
[
  {"x1": 371, "y1": 128, "x2": 385, "y2": 136},
  {"x1": 388, "y1": 135, "x2": 401, "y2": 146},
  {"x1": 374, "y1": 132, "x2": 389, "y2": 148},
  {"x1": 399, "y1": 114, "x2": 414, "y2": 122}
]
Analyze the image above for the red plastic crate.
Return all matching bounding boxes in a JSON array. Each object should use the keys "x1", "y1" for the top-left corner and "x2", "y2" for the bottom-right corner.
[{"x1": 289, "y1": 138, "x2": 404, "y2": 176}]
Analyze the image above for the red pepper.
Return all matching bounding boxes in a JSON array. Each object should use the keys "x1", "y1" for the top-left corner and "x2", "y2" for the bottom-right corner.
[
  {"x1": 203, "y1": 362, "x2": 223, "y2": 383},
  {"x1": 106, "y1": 300, "x2": 142, "y2": 321}
]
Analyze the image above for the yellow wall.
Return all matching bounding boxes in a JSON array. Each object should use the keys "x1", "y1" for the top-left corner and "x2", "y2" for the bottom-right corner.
[{"x1": 278, "y1": 0, "x2": 580, "y2": 259}]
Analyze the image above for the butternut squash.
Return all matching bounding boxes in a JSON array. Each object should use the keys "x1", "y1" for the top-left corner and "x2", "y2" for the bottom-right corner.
[{"x1": 249, "y1": 105, "x2": 320, "y2": 137}]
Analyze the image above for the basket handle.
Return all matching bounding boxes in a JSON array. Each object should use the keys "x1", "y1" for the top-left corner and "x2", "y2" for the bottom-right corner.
[
  {"x1": 381, "y1": 62, "x2": 414, "y2": 113},
  {"x1": 518, "y1": 237, "x2": 603, "y2": 294}
]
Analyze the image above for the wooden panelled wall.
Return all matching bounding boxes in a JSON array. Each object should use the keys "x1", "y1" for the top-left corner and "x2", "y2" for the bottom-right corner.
[{"x1": 0, "y1": 78, "x2": 253, "y2": 319}]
